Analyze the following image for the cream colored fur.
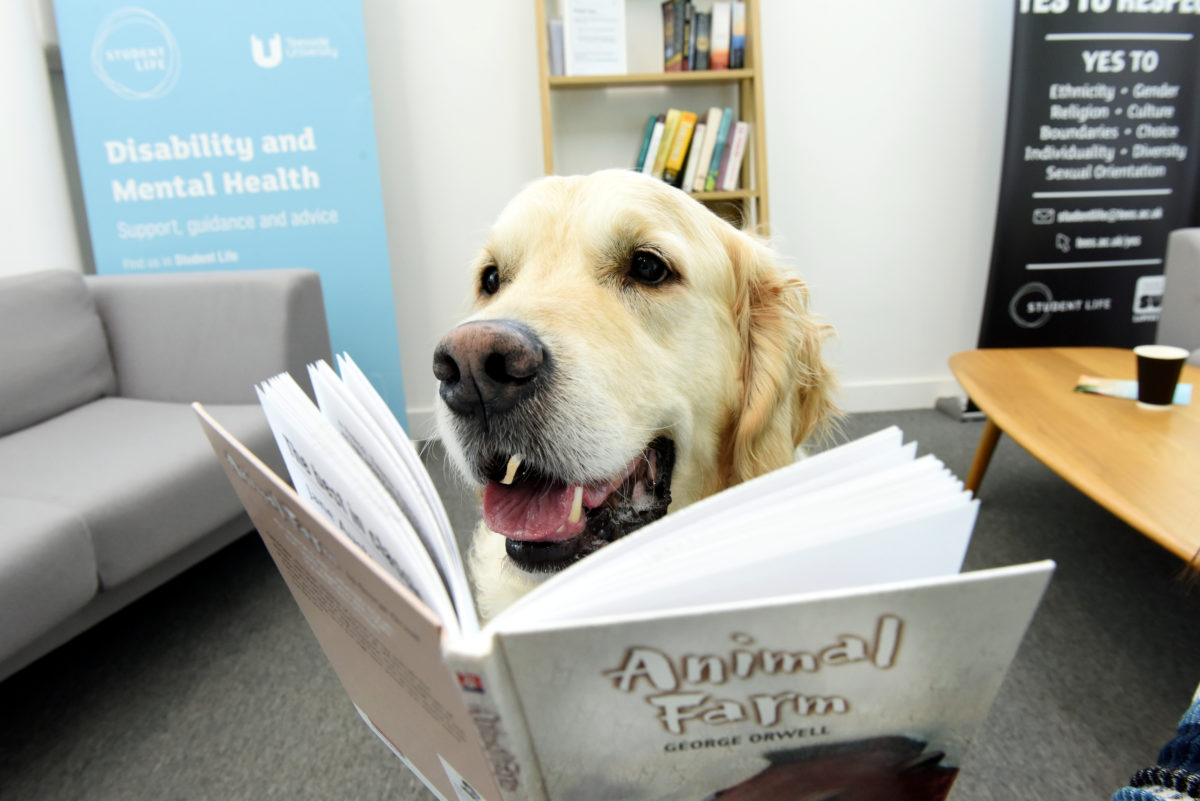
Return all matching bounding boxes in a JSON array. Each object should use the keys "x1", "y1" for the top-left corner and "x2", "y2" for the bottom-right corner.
[{"x1": 436, "y1": 170, "x2": 838, "y2": 620}]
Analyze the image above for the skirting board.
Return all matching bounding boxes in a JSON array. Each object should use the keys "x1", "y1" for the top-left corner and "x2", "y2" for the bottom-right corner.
[{"x1": 406, "y1": 376, "x2": 969, "y2": 433}]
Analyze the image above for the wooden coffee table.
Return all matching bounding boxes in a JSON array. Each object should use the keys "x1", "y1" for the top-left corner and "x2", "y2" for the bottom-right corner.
[{"x1": 949, "y1": 347, "x2": 1200, "y2": 562}]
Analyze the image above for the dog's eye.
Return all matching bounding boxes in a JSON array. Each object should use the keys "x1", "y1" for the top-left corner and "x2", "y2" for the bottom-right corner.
[
  {"x1": 480, "y1": 265, "x2": 501, "y2": 295},
  {"x1": 629, "y1": 251, "x2": 671, "y2": 286}
]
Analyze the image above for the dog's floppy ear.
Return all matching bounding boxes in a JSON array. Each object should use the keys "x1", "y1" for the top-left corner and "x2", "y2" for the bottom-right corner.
[{"x1": 722, "y1": 228, "x2": 839, "y2": 484}]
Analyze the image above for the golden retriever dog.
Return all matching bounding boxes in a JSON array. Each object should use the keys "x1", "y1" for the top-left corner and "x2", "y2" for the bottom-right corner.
[{"x1": 432, "y1": 170, "x2": 837, "y2": 619}]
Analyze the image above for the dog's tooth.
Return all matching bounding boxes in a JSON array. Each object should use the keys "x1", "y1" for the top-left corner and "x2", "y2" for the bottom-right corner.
[
  {"x1": 568, "y1": 486, "x2": 584, "y2": 524},
  {"x1": 501, "y1": 453, "x2": 524, "y2": 485}
]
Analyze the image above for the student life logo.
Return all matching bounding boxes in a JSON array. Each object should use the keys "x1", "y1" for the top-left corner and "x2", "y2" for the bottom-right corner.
[
  {"x1": 90, "y1": 8, "x2": 181, "y2": 100},
  {"x1": 89, "y1": 6, "x2": 341, "y2": 101}
]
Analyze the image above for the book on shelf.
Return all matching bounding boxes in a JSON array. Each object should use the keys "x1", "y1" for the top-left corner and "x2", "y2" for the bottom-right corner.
[
  {"x1": 662, "y1": 110, "x2": 699, "y2": 185},
  {"x1": 634, "y1": 113, "x2": 661, "y2": 172},
  {"x1": 639, "y1": 114, "x2": 666, "y2": 175},
  {"x1": 693, "y1": 106, "x2": 725, "y2": 192},
  {"x1": 705, "y1": 106, "x2": 735, "y2": 192},
  {"x1": 547, "y1": 18, "x2": 565, "y2": 77},
  {"x1": 721, "y1": 120, "x2": 750, "y2": 191},
  {"x1": 194, "y1": 354, "x2": 1054, "y2": 801},
  {"x1": 709, "y1": 2, "x2": 732, "y2": 70},
  {"x1": 730, "y1": 1, "x2": 746, "y2": 69},
  {"x1": 662, "y1": 1, "x2": 684, "y2": 72},
  {"x1": 561, "y1": 0, "x2": 627, "y2": 77},
  {"x1": 651, "y1": 108, "x2": 683, "y2": 178},
  {"x1": 693, "y1": 10, "x2": 711, "y2": 70},
  {"x1": 684, "y1": 2, "x2": 697, "y2": 70},
  {"x1": 680, "y1": 121, "x2": 707, "y2": 191}
]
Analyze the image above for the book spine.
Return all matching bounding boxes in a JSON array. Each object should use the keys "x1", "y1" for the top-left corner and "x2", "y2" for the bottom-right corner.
[
  {"x1": 709, "y1": 2, "x2": 731, "y2": 70},
  {"x1": 640, "y1": 115, "x2": 665, "y2": 176},
  {"x1": 680, "y1": 121, "x2": 706, "y2": 192},
  {"x1": 548, "y1": 19, "x2": 565, "y2": 77},
  {"x1": 721, "y1": 120, "x2": 749, "y2": 191},
  {"x1": 729, "y1": 1, "x2": 746, "y2": 69},
  {"x1": 684, "y1": 2, "x2": 695, "y2": 70},
  {"x1": 634, "y1": 113, "x2": 659, "y2": 172},
  {"x1": 443, "y1": 641, "x2": 548, "y2": 801},
  {"x1": 651, "y1": 108, "x2": 682, "y2": 179},
  {"x1": 662, "y1": 2, "x2": 682, "y2": 72},
  {"x1": 692, "y1": 107, "x2": 723, "y2": 192},
  {"x1": 704, "y1": 108, "x2": 734, "y2": 192},
  {"x1": 694, "y1": 11, "x2": 711, "y2": 70},
  {"x1": 662, "y1": 110, "x2": 698, "y2": 185}
]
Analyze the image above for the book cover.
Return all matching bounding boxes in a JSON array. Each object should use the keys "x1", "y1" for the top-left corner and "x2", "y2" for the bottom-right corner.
[
  {"x1": 635, "y1": 113, "x2": 660, "y2": 172},
  {"x1": 652, "y1": 108, "x2": 683, "y2": 180},
  {"x1": 693, "y1": 106, "x2": 725, "y2": 192},
  {"x1": 705, "y1": 108, "x2": 735, "y2": 192},
  {"x1": 641, "y1": 115, "x2": 666, "y2": 176},
  {"x1": 721, "y1": 120, "x2": 750, "y2": 191},
  {"x1": 694, "y1": 11, "x2": 711, "y2": 71},
  {"x1": 562, "y1": 0, "x2": 627, "y2": 76},
  {"x1": 662, "y1": 110, "x2": 699, "y2": 185},
  {"x1": 680, "y1": 121, "x2": 707, "y2": 192},
  {"x1": 730, "y1": 1, "x2": 746, "y2": 69},
  {"x1": 194, "y1": 356, "x2": 1055, "y2": 801},
  {"x1": 710, "y1": 2, "x2": 732, "y2": 70}
]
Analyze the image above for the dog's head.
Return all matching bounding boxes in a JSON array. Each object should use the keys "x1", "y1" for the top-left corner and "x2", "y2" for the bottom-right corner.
[{"x1": 433, "y1": 170, "x2": 836, "y2": 606}]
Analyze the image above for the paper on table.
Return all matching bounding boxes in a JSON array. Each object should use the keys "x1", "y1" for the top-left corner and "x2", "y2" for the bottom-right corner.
[{"x1": 1075, "y1": 375, "x2": 1192, "y2": 405}]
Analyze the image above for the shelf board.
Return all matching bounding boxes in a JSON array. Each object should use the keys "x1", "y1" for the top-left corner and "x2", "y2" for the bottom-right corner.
[
  {"x1": 549, "y1": 69, "x2": 754, "y2": 89},
  {"x1": 692, "y1": 188, "x2": 756, "y2": 201}
]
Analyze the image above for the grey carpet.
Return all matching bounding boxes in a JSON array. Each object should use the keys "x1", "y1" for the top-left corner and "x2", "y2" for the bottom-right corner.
[{"x1": 2, "y1": 409, "x2": 1198, "y2": 800}]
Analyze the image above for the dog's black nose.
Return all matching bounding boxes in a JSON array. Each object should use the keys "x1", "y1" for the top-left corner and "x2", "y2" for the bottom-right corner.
[{"x1": 432, "y1": 320, "x2": 547, "y2": 422}]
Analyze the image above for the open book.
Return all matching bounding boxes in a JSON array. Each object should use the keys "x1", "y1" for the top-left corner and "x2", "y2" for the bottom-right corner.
[{"x1": 194, "y1": 355, "x2": 1054, "y2": 801}]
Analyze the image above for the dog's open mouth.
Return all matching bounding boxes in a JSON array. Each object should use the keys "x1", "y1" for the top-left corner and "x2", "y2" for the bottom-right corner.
[{"x1": 480, "y1": 437, "x2": 675, "y2": 572}]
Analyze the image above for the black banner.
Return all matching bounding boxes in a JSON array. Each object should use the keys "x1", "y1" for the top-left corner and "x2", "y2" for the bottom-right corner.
[{"x1": 979, "y1": 0, "x2": 1200, "y2": 347}]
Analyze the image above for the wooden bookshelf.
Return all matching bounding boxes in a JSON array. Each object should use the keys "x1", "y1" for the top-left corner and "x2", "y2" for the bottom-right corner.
[{"x1": 534, "y1": 1, "x2": 770, "y2": 232}]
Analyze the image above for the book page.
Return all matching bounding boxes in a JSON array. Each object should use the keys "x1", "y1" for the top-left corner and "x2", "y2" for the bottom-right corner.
[
  {"x1": 256, "y1": 373, "x2": 459, "y2": 631},
  {"x1": 309, "y1": 358, "x2": 478, "y2": 636},
  {"x1": 494, "y1": 561, "x2": 1055, "y2": 801},
  {"x1": 495, "y1": 432, "x2": 962, "y2": 627}
]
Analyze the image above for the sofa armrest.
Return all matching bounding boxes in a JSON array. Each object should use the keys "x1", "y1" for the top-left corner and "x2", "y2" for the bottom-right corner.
[
  {"x1": 1160, "y1": 229, "x2": 1200, "y2": 365},
  {"x1": 85, "y1": 269, "x2": 333, "y2": 403}
]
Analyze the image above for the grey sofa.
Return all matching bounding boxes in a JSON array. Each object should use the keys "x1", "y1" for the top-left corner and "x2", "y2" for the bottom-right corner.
[
  {"x1": 1159, "y1": 228, "x2": 1200, "y2": 365},
  {"x1": 0, "y1": 268, "x2": 332, "y2": 680}
]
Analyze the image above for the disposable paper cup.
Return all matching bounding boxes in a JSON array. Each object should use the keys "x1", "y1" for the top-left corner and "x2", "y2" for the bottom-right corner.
[{"x1": 1133, "y1": 344, "x2": 1189, "y2": 409}]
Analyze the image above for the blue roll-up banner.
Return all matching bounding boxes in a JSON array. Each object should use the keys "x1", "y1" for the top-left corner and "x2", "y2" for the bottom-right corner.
[
  {"x1": 54, "y1": 0, "x2": 407, "y2": 426},
  {"x1": 980, "y1": 0, "x2": 1200, "y2": 348}
]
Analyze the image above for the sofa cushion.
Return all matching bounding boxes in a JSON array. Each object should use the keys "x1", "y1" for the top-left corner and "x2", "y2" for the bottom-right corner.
[
  {"x1": 0, "y1": 498, "x2": 99, "y2": 659},
  {"x1": 0, "y1": 271, "x2": 116, "y2": 436},
  {"x1": 0, "y1": 398, "x2": 283, "y2": 588}
]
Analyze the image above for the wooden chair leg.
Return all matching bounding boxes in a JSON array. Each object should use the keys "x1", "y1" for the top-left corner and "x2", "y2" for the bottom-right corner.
[{"x1": 965, "y1": 419, "x2": 1002, "y2": 495}]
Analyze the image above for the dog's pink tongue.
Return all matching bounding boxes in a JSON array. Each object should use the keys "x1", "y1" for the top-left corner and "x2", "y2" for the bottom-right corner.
[{"x1": 482, "y1": 481, "x2": 586, "y2": 542}]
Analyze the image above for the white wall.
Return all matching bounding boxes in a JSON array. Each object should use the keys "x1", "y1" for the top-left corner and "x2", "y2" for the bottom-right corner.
[
  {"x1": 23, "y1": 0, "x2": 1014, "y2": 427},
  {"x1": 2, "y1": 0, "x2": 81, "y2": 277},
  {"x1": 369, "y1": 0, "x2": 1013, "y2": 428},
  {"x1": 760, "y1": 2, "x2": 1013, "y2": 412}
]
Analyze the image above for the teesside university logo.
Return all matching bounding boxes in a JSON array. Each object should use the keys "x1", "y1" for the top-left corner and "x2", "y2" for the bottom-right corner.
[
  {"x1": 250, "y1": 34, "x2": 282, "y2": 69},
  {"x1": 90, "y1": 8, "x2": 181, "y2": 100}
]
